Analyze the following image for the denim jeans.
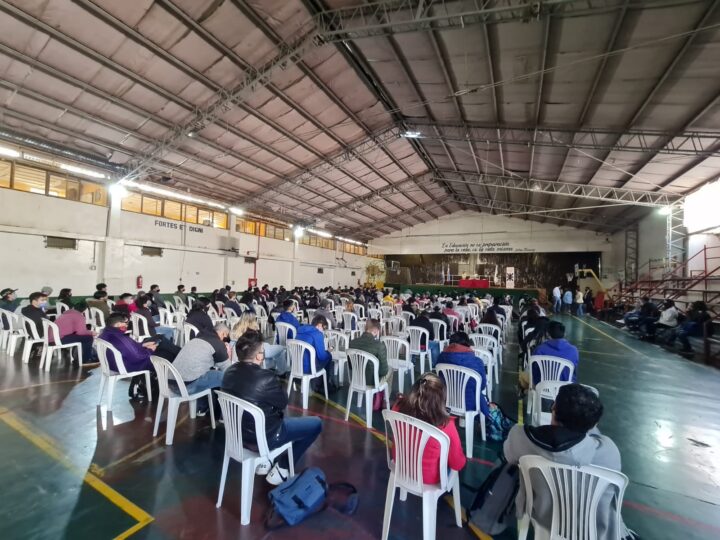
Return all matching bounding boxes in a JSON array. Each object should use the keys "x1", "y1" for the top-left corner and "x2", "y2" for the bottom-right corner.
[
  {"x1": 576, "y1": 303, "x2": 584, "y2": 317},
  {"x1": 156, "y1": 326, "x2": 175, "y2": 341},
  {"x1": 263, "y1": 343, "x2": 288, "y2": 374},
  {"x1": 270, "y1": 416, "x2": 322, "y2": 469},
  {"x1": 553, "y1": 297, "x2": 562, "y2": 313},
  {"x1": 184, "y1": 369, "x2": 224, "y2": 395}
]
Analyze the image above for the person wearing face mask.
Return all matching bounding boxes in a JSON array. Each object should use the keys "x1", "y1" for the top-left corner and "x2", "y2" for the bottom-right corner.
[
  {"x1": 184, "y1": 297, "x2": 215, "y2": 333},
  {"x1": 348, "y1": 318, "x2": 391, "y2": 389},
  {"x1": 99, "y1": 313, "x2": 158, "y2": 399},
  {"x1": 21, "y1": 291, "x2": 50, "y2": 338}
]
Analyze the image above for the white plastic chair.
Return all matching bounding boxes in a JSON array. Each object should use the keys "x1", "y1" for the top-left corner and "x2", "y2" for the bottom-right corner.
[
  {"x1": 430, "y1": 319, "x2": 448, "y2": 351},
  {"x1": 380, "y1": 306, "x2": 393, "y2": 319},
  {"x1": 353, "y1": 304, "x2": 366, "y2": 320},
  {"x1": 306, "y1": 308, "x2": 317, "y2": 323},
  {"x1": 1, "y1": 308, "x2": 25, "y2": 353},
  {"x1": 344, "y1": 349, "x2": 389, "y2": 429},
  {"x1": 173, "y1": 295, "x2": 186, "y2": 310},
  {"x1": 527, "y1": 355, "x2": 576, "y2": 417},
  {"x1": 381, "y1": 410, "x2": 462, "y2": 540},
  {"x1": 368, "y1": 308, "x2": 382, "y2": 321},
  {"x1": 477, "y1": 323, "x2": 502, "y2": 343},
  {"x1": 472, "y1": 347, "x2": 496, "y2": 400},
  {"x1": 531, "y1": 380, "x2": 572, "y2": 427},
  {"x1": 95, "y1": 339, "x2": 152, "y2": 411},
  {"x1": 470, "y1": 333, "x2": 501, "y2": 367},
  {"x1": 447, "y1": 314, "x2": 460, "y2": 333},
  {"x1": 275, "y1": 322, "x2": 296, "y2": 346},
  {"x1": 41, "y1": 319, "x2": 83, "y2": 371},
  {"x1": 106, "y1": 299, "x2": 116, "y2": 310},
  {"x1": 517, "y1": 455, "x2": 628, "y2": 540},
  {"x1": 400, "y1": 311, "x2": 415, "y2": 326},
  {"x1": 407, "y1": 326, "x2": 431, "y2": 374},
  {"x1": 343, "y1": 311, "x2": 359, "y2": 338},
  {"x1": 286, "y1": 339, "x2": 328, "y2": 410},
  {"x1": 88, "y1": 307, "x2": 106, "y2": 331},
  {"x1": 55, "y1": 301, "x2": 70, "y2": 317},
  {"x1": 325, "y1": 329, "x2": 349, "y2": 384},
  {"x1": 130, "y1": 313, "x2": 152, "y2": 342},
  {"x1": 151, "y1": 356, "x2": 216, "y2": 445},
  {"x1": 382, "y1": 336, "x2": 413, "y2": 393},
  {"x1": 20, "y1": 315, "x2": 47, "y2": 364},
  {"x1": 215, "y1": 390, "x2": 295, "y2": 525},
  {"x1": 435, "y1": 363, "x2": 486, "y2": 457},
  {"x1": 214, "y1": 301, "x2": 226, "y2": 317},
  {"x1": 183, "y1": 322, "x2": 199, "y2": 345}
]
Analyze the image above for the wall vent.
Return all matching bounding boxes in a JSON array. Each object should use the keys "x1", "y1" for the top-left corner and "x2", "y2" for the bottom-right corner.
[
  {"x1": 141, "y1": 246, "x2": 163, "y2": 257},
  {"x1": 45, "y1": 236, "x2": 77, "y2": 250}
]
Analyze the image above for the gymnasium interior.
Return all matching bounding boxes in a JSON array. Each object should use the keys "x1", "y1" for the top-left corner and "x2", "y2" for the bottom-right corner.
[{"x1": 0, "y1": 1, "x2": 719, "y2": 539}]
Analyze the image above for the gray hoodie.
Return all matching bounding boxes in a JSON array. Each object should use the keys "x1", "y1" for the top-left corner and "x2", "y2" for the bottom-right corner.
[{"x1": 504, "y1": 424, "x2": 631, "y2": 539}]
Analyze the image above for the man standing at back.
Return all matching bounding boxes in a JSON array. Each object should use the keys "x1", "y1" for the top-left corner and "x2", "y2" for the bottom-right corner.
[
  {"x1": 349, "y1": 319, "x2": 391, "y2": 389},
  {"x1": 504, "y1": 384, "x2": 634, "y2": 540},
  {"x1": 223, "y1": 333, "x2": 322, "y2": 485},
  {"x1": 552, "y1": 285, "x2": 562, "y2": 314}
]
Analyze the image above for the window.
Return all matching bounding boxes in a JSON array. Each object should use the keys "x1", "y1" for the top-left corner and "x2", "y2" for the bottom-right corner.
[
  {"x1": 197, "y1": 209, "x2": 212, "y2": 226},
  {"x1": 14, "y1": 165, "x2": 47, "y2": 194},
  {"x1": 121, "y1": 192, "x2": 142, "y2": 213},
  {"x1": 142, "y1": 195, "x2": 162, "y2": 216},
  {"x1": 48, "y1": 175, "x2": 80, "y2": 200},
  {"x1": 213, "y1": 211, "x2": 228, "y2": 229},
  {"x1": 80, "y1": 181, "x2": 107, "y2": 206},
  {"x1": 0, "y1": 160, "x2": 11, "y2": 188},
  {"x1": 183, "y1": 205, "x2": 197, "y2": 224},
  {"x1": 164, "y1": 200, "x2": 183, "y2": 221},
  {"x1": 237, "y1": 219, "x2": 256, "y2": 235},
  {"x1": 45, "y1": 236, "x2": 77, "y2": 250},
  {"x1": 258, "y1": 222, "x2": 266, "y2": 237}
]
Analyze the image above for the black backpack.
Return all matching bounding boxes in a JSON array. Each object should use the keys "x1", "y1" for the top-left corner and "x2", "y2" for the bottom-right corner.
[{"x1": 468, "y1": 458, "x2": 520, "y2": 535}]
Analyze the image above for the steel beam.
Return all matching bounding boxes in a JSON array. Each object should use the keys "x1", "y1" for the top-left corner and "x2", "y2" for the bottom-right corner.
[
  {"x1": 433, "y1": 170, "x2": 682, "y2": 207},
  {"x1": 402, "y1": 121, "x2": 720, "y2": 157},
  {"x1": 316, "y1": 0, "x2": 633, "y2": 41}
]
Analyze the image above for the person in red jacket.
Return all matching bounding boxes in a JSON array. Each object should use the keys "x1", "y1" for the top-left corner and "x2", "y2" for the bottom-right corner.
[{"x1": 393, "y1": 372, "x2": 466, "y2": 484}]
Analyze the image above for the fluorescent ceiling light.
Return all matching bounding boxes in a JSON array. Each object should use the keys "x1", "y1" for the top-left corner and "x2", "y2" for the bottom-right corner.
[
  {"x1": 293, "y1": 226, "x2": 305, "y2": 238},
  {"x1": 229, "y1": 207, "x2": 244, "y2": 216},
  {"x1": 109, "y1": 183, "x2": 129, "y2": 199},
  {"x1": 120, "y1": 179, "x2": 228, "y2": 209},
  {"x1": 402, "y1": 131, "x2": 422, "y2": 138},
  {"x1": 307, "y1": 227, "x2": 332, "y2": 238},
  {"x1": 658, "y1": 205, "x2": 673, "y2": 216},
  {"x1": 0, "y1": 146, "x2": 21, "y2": 158},
  {"x1": 59, "y1": 164, "x2": 106, "y2": 179}
]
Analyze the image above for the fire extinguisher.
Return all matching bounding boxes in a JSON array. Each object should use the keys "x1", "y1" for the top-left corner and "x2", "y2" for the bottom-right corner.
[{"x1": 136, "y1": 275, "x2": 143, "y2": 289}]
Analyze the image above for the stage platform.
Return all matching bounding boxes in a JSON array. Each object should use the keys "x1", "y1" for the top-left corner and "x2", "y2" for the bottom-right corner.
[{"x1": 385, "y1": 283, "x2": 542, "y2": 302}]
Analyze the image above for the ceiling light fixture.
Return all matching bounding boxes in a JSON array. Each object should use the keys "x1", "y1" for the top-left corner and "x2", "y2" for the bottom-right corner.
[
  {"x1": 658, "y1": 206, "x2": 673, "y2": 216},
  {"x1": 229, "y1": 207, "x2": 244, "y2": 216},
  {"x1": 402, "y1": 131, "x2": 422, "y2": 139},
  {"x1": 109, "y1": 183, "x2": 129, "y2": 199},
  {"x1": 0, "y1": 145, "x2": 20, "y2": 158},
  {"x1": 293, "y1": 226, "x2": 305, "y2": 238}
]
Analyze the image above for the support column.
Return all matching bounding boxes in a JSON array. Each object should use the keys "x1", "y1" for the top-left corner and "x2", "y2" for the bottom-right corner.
[
  {"x1": 624, "y1": 225, "x2": 639, "y2": 284},
  {"x1": 666, "y1": 203, "x2": 687, "y2": 273}
]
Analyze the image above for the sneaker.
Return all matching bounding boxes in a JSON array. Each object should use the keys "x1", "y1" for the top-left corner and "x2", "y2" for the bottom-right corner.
[
  {"x1": 196, "y1": 407, "x2": 209, "y2": 417},
  {"x1": 266, "y1": 463, "x2": 289, "y2": 486},
  {"x1": 615, "y1": 319, "x2": 626, "y2": 325},
  {"x1": 255, "y1": 458, "x2": 272, "y2": 475}
]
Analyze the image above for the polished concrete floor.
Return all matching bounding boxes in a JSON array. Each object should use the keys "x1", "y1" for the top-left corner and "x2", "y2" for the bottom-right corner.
[{"x1": 1, "y1": 314, "x2": 719, "y2": 539}]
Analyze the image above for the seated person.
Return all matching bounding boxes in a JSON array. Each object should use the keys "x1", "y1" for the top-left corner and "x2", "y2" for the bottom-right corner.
[
  {"x1": 87, "y1": 290, "x2": 111, "y2": 320},
  {"x1": 224, "y1": 291, "x2": 243, "y2": 317},
  {"x1": 636, "y1": 296, "x2": 659, "y2": 335},
  {"x1": 184, "y1": 297, "x2": 215, "y2": 334},
  {"x1": 98, "y1": 313, "x2": 158, "y2": 398},
  {"x1": 531, "y1": 321, "x2": 579, "y2": 385},
  {"x1": 275, "y1": 299, "x2": 300, "y2": 335},
  {"x1": 113, "y1": 293, "x2": 135, "y2": 316},
  {"x1": 349, "y1": 318, "x2": 391, "y2": 388},
  {"x1": 230, "y1": 312, "x2": 287, "y2": 374},
  {"x1": 519, "y1": 308, "x2": 548, "y2": 356},
  {"x1": 222, "y1": 333, "x2": 322, "y2": 485},
  {"x1": 21, "y1": 291, "x2": 49, "y2": 337},
  {"x1": 175, "y1": 284, "x2": 188, "y2": 307},
  {"x1": 671, "y1": 300, "x2": 713, "y2": 353},
  {"x1": 315, "y1": 299, "x2": 336, "y2": 329},
  {"x1": 344, "y1": 301, "x2": 358, "y2": 330},
  {"x1": 504, "y1": 384, "x2": 634, "y2": 540},
  {"x1": 54, "y1": 301, "x2": 96, "y2": 364},
  {"x1": 436, "y1": 332, "x2": 489, "y2": 417},
  {"x1": 649, "y1": 299, "x2": 678, "y2": 340},
  {"x1": 409, "y1": 309, "x2": 440, "y2": 367},
  {"x1": 393, "y1": 373, "x2": 466, "y2": 484},
  {"x1": 428, "y1": 305, "x2": 450, "y2": 329},
  {"x1": 135, "y1": 294, "x2": 175, "y2": 342},
  {"x1": 47, "y1": 288, "x2": 73, "y2": 317},
  {"x1": 0, "y1": 287, "x2": 20, "y2": 312},
  {"x1": 173, "y1": 322, "x2": 231, "y2": 412},
  {"x1": 296, "y1": 315, "x2": 334, "y2": 375}
]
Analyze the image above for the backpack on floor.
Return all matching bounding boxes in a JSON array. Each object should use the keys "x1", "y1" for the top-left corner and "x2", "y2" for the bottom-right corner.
[
  {"x1": 266, "y1": 467, "x2": 358, "y2": 528},
  {"x1": 486, "y1": 402, "x2": 516, "y2": 442},
  {"x1": 468, "y1": 459, "x2": 519, "y2": 535}
]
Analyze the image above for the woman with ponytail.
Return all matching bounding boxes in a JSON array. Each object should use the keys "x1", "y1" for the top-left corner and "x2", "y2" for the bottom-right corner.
[{"x1": 392, "y1": 373, "x2": 467, "y2": 484}]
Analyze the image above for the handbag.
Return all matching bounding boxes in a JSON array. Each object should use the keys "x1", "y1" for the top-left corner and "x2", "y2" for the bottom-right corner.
[{"x1": 266, "y1": 467, "x2": 358, "y2": 528}]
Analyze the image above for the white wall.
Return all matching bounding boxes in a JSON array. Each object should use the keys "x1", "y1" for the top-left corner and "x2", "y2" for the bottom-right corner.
[
  {"x1": 0, "y1": 188, "x2": 374, "y2": 296},
  {"x1": 369, "y1": 211, "x2": 614, "y2": 258}
]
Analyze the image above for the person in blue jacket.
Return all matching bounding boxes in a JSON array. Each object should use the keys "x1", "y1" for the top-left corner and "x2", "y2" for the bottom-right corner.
[
  {"x1": 275, "y1": 299, "x2": 300, "y2": 345},
  {"x1": 437, "y1": 332, "x2": 489, "y2": 417},
  {"x1": 531, "y1": 321, "x2": 579, "y2": 385},
  {"x1": 295, "y1": 314, "x2": 333, "y2": 374}
]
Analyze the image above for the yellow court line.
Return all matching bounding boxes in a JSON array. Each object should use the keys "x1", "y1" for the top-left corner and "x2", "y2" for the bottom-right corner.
[
  {"x1": 0, "y1": 408, "x2": 153, "y2": 539},
  {"x1": 517, "y1": 398, "x2": 524, "y2": 426},
  {"x1": 571, "y1": 315, "x2": 651, "y2": 360},
  {"x1": 310, "y1": 391, "x2": 388, "y2": 444}
]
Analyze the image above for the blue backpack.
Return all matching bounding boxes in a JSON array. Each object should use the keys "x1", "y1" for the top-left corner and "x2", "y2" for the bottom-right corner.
[
  {"x1": 266, "y1": 467, "x2": 358, "y2": 528},
  {"x1": 486, "y1": 402, "x2": 516, "y2": 442}
]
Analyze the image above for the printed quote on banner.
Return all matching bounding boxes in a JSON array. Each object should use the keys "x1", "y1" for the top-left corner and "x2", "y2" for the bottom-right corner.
[{"x1": 441, "y1": 241, "x2": 536, "y2": 254}]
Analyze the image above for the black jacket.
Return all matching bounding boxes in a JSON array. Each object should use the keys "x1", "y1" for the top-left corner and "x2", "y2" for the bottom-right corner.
[
  {"x1": 222, "y1": 362, "x2": 287, "y2": 443},
  {"x1": 185, "y1": 309, "x2": 214, "y2": 333},
  {"x1": 21, "y1": 305, "x2": 47, "y2": 337},
  {"x1": 409, "y1": 314, "x2": 435, "y2": 344}
]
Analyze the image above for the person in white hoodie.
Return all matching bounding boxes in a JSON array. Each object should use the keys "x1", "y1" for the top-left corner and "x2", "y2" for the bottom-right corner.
[{"x1": 504, "y1": 384, "x2": 635, "y2": 540}]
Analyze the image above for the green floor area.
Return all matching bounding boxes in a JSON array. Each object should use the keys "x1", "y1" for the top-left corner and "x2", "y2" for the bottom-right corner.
[{"x1": 0, "y1": 314, "x2": 719, "y2": 539}]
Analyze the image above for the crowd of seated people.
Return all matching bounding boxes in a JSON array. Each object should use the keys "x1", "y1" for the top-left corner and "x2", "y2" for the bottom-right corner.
[{"x1": 1, "y1": 282, "x2": 642, "y2": 537}]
